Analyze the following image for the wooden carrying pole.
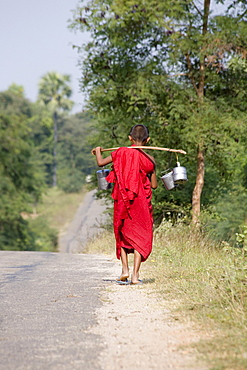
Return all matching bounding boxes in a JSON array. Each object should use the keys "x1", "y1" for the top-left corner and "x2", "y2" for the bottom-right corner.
[{"x1": 101, "y1": 146, "x2": 187, "y2": 155}]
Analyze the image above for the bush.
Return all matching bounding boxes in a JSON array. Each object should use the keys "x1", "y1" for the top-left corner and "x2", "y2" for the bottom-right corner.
[
  {"x1": 28, "y1": 216, "x2": 58, "y2": 252},
  {"x1": 57, "y1": 168, "x2": 85, "y2": 193}
]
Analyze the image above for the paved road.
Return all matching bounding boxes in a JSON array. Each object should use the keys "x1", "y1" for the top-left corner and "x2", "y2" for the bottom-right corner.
[
  {"x1": 58, "y1": 190, "x2": 109, "y2": 254},
  {"x1": 0, "y1": 251, "x2": 114, "y2": 370}
]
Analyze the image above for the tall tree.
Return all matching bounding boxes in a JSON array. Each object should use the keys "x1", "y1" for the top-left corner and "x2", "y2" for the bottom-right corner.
[
  {"x1": 70, "y1": 0, "x2": 247, "y2": 224},
  {"x1": 38, "y1": 72, "x2": 74, "y2": 187},
  {"x1": 28, "y1": 103, "x2": 54, "y2": 186},
  {"x1": 57, "y1": 112, "x2": 97, "y2": 192},
  {"x1": 0, "y1": 88, "x2": 45, "y2": 250}
]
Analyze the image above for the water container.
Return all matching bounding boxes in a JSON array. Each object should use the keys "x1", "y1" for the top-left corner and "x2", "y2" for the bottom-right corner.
[
  {"x1": 161, "y1": 171, "x2": 175, "y2": 190},
  {"x1": 172, "y1": 162, "x2": 188, "y2": 184},
  {"x1": 96, "y1": 169, "x2": 112, "y2": 190}
]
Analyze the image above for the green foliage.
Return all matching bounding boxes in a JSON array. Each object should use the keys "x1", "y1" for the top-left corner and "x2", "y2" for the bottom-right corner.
[
  {"x1": 28, "y1": 104, "x2": 54, "y2": 185},
  {"x1": 0, "y1": 78, "x2": 98, "y2": 250},
  {"x1": 37, "y1": 72, "x2": 74, "y2": 187},
  {"x1": 205, "y1": 185, "x2": 247, "y2": 243},
  {"x1": 70, "y1": 0, "x2": 247, "y2": 240},
  {"x1": 27, "y1": 216, "x2": 57, "y2": 252},
  {"x1": 236, "y1": 225, "x2": 247, "y2": 251},
  {"x1": 57, "y1": 112, "x2": 96, "y2": 192},
  {"x1": 0, "y1": 87, "x2": 56, "y2": 251},
  {"x1": 0, "y1": 113, "x2": 43, "y2": 250},
  {"x1": 38, "y1": 72, "x2": 74, "y2": 112},
  {"x1": 7, "y1": 83, "x2": 26, "y2": 98},
  {"x1": 0, "y1": 86, "x2": 32, "y2": 116}
]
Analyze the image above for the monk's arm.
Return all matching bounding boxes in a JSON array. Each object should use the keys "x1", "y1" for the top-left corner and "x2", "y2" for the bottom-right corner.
[
  {"x1": 150, "y1": 171, "x2": 158, "y2": 189},
  {"x1": 91, "y1": 146, "x2": 112, "y2": 167}
]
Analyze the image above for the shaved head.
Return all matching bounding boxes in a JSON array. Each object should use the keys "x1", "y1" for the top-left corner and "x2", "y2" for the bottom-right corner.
[{"x1": 129, "y1": 124, "x2": 149, "y2": 143}]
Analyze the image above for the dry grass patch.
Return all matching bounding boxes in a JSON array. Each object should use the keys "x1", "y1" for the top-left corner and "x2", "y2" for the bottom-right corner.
[
  {"x1": 36, "y1": 187, "x2": 87, "y2": 233},
  {"x1": 83, "y1": 230, "x2": 116, "y2": 256},
  {"x1": 147, "y1": 220, "x2": 247, "y2": 370}
]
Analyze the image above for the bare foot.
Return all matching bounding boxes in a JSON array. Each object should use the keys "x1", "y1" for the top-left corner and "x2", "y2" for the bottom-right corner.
[
  {"x1": 130, "y1": 279, "x2": 143, "y2": 285},
  {"x1": 116, "y1": 273, "x2": 129, "y2": 282},
  {"x1": 131, "y1": 273, "x2": 140, "y2": 284}
]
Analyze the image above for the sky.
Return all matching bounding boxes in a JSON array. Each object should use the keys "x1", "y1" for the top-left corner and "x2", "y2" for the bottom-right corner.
[
  {"x1": 0, "y1": 0, "x2": 89, "y2": 113},
  {"x1": 0, "y1": 1, "x2": 229, "y2": 114}
]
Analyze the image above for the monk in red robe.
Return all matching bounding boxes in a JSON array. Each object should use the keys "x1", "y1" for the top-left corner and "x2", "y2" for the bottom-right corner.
[{"x1": 92, "y1": 125, "x2": 157, "y2": 284}]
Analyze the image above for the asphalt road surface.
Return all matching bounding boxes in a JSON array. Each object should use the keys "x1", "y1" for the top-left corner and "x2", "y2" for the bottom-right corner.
[
  {"x1": 59, "y1": 190, "x2": 109, "y2": 254},
  {"x1": 0, "y1": 251, "x2": 114, "y2": 370}
]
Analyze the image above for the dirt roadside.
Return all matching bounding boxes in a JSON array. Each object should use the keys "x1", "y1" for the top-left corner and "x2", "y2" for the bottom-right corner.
[
  {"x1": 88, "y1": 257, "x2": 208, "y2": 370},
  {"x1": 60, "y1": 192, "x2": 209, "y2": 369}
]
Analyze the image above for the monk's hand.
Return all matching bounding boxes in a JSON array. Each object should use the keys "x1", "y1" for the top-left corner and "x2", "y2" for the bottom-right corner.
[{"x1": 91, "y1": 146, "x2": 102, "y2": 155}]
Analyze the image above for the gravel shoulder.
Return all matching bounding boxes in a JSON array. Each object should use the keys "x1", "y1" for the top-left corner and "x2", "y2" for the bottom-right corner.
[{"x1": 88, "y1": 257, "x2": 208, "y2": 370}]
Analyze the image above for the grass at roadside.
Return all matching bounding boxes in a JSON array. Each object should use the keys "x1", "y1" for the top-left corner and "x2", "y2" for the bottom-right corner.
[
  {"x1": 151, "y1": 221, "x2": 247, "y2": 370},
  {"x1": 84, "y1": 230, "x2": 115, "y2": 256},
  {"x1": 84, "y1": 222, "x2": 247, "y2": 370},
  {"x1": 36, "y1": 187, "x2": 87, "y2": 232}
]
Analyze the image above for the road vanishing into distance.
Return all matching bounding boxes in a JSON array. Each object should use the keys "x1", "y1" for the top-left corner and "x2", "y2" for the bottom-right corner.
[
  {"x1": 59, "y1": 190, "x2": 109, "y2": 254},
  {"x1": 0, "y1": 191, "x2": 112, "y2": 370}
]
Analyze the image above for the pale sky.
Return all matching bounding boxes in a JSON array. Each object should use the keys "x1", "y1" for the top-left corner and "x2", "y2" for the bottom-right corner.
[
  {"x1": 0, "y1": 1, "x2": 228, "y2": 114},
  {"x1": 0, "y1": 0, "x2": 89, "y2": 113}
]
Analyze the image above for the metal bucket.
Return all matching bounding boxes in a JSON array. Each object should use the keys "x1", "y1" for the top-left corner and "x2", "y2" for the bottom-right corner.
[
  {"x1": 96, "y1": 169, "x2": 112, "y2": 190},
  {"x1": 173, "y1": 162, "x2": 188, "y2": 184},
  {"x1": 161, "y1": 171, "x2": 175, "y2": 190}
]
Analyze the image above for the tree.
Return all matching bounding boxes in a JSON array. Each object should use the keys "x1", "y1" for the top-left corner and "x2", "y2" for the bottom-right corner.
[
  {"x1": 70, "y1": 0, "x2": 247, "y2": 225},
  {"x1": 28, "y1": 103, "x2": 54, "y2": 186},
  {"x1": 57, "y1": 112, "x2": 97, "y2": 192},
  {"x1": 0, "y1": 90, "x2": 45, "y2": 250},
  {"x1": 38, "y1": 72, "x2": 74, "y2": 187},
  {"x1": 0, "y1": 84, "x2": 32, "y2": 116}
]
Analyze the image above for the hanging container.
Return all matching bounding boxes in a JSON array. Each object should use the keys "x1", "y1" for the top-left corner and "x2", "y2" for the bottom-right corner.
[
  {"x1": 161, "y1": 171, "x2": 175, "y2": 190},
  {"x1": 96, "y1": 169, "x2": 112, "y2": 190},
  {"x1": 172, "y1": 162, "x2": 188, "y2": 184}
]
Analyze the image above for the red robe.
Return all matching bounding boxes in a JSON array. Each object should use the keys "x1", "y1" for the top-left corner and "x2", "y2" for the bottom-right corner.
[{"x1": 106, "y1": 147, "x2": 155, "y2": 262}]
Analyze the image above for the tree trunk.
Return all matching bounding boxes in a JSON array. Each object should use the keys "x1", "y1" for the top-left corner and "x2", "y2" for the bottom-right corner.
[
  {"x1": 192, "y1": 148, "x2": 205, "y2": 226},
  {"x1": 53, "y1": 111, "x2": 58, "y2": 187},
  {"x1": 191, "y1": 0, "x2": 210, "y2": 224}
]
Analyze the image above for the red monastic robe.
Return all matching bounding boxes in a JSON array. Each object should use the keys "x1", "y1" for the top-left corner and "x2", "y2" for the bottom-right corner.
[{"x1": 106, "y1": 147, "x2": 155, "y2": 262}]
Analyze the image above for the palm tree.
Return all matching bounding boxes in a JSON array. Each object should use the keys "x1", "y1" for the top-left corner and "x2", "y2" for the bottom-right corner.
[{"x1": 38, "y1": 72, "x2": 74, "y2": 187}]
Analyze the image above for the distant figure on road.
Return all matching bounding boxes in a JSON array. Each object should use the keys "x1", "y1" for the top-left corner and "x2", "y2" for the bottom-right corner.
[{"x1": 92, "y1": 125, "x2": 157, "y2": 285}]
